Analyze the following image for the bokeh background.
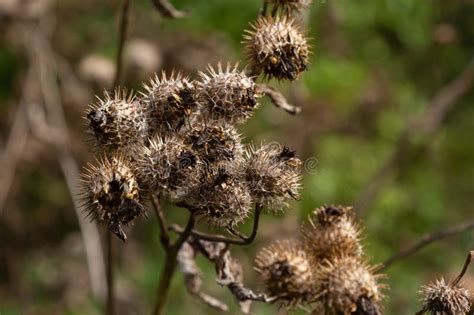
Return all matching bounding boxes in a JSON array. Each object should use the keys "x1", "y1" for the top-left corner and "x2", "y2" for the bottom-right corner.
[{"x1": 1, "y1": 0, "x2": 474, "y2": 314}]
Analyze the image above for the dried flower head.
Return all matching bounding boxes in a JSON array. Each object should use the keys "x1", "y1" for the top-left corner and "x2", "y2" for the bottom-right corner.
[
  {"x1": 85, "y1": 89, "x2": 148, "y2": 151},
  {"x1": 80, "y1": 155, "x2": 146, "y2": 241},
  {"x1": 255, "y1": 239, "x2": 316, "y2": 308},
  {"x1": 264, "y1": 0, "x2": 313, "y2": 13},
  {"x1": 315, "y1": 256, "x2": 383, "y2": 315},
  {"x1": 142, "y1": 71, "x2": 198, "y2": 135},
  {"x1": 244, "y1": 143, "x2": 301, "y2": 211},
  {"x1": 244, "y1": 16, "x2": 309, "y2": 80},
  {"x1": 185, "y1": 168, "x2": 252, "y2": 227},
  {"x1": 135, "y1": 136, "x2": 203, "y2": 202},
  {"x1": 418, "y1": 278, "x2": 471, "y2": 315},
  {"x1": 196, "y1": 63, "x2": 261, "y2": 124},
  {"x1": 184, "y1": 121, "x2": 244, "y2": 167},
  {"x1": 303, "y1": 205, "x2": 363, "y2": 262}
]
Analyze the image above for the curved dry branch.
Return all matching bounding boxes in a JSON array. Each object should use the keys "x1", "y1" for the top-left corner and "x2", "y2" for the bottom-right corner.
[
  {"x1": 379, "y1": 219, "x2": 474, "y2": 272},
  {"x1": 356, "y1": 58, "x2": 474, "y2": 215},
  {"x1": 170, "y1": 204, "x2": 263, "y2": 246},
  {"x1": 151, "y1": 0, "x2": 188, "y2": 18},
  {"x1": 258, "y1": 84, "x2": 302, "y2": 114}
]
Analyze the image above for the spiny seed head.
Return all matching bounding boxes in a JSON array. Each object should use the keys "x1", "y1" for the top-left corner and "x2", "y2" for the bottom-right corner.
[
  {"x1": 315, "y1": 256, "x2": 383, "y2": 315},
  {"x1": 303, "y1": 205, "x2": 363, "y2": 262},
  {"x1": 142, "y1": 71, "x2": 198, "y2": 135},
  {"x1": 244, "y1": 16, "x2": 309, "y2": 81},
  {"x1": 85, "y1": 89, "x2": 148, "y2": 152},
  {"x1": 254, "y1": 239, "x2": 316, "y2": 308},
  {"x1": 197, "y1": 63, "x2": 261, "y2": 124},
  {"x1": 244, "y1": 144, "x2": 301, "y2": 211},
  {"x1": 419, "y1": 278, "x2": 471, "y2": 315},
  {"x1": 265, "y1": 0, "x2": 313, "y2": 12},
  {"x1": 185, "y1": 168, "x2": 252, "y2": 227},
  {"x1": 80, "y1": 155, "x2": 146, "y2": 241},
  {"x1": 184, "y1": 121, "x2": 244, "y2": 167},
  {"x1": 135, "y1": 136, "x2": 203, "y2": 202}
]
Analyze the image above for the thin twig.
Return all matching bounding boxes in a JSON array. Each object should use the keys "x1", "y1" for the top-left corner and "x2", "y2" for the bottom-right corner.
[
  {"x1": 176, "y1": 241, "x2": 229, "y2": 311},
  {"x1": 356, "y1": 58, "x2": 474, "y2": 215},
  {"x1": 21, "y1": 24, "x2": 107, "y2": 301},
  {"x1": 105, "y1": 2, "x2": 132, "y2": 312},
  {"x1": 113, "y1": 0, "x2": 131, "y2": 88},
  {"x1": 153, "y1": 214, "x2": 195, "y2": 315},
  {"x1": 193, "y1": 238, "x2": 275, "y2": 314},
  {"x1": 170, "y1": 204, "x2": 263, "y2": 246},
  {"x1": 151, "y1": 195, "x2": 171, "y2": 249},
  {"x1": 378, "y1": 219, "x2": 474, "y2": 272},
  {"x1": 258, "y1": 84, "x2": 301, "y2": 114},
  {"x1": 451, "y1": 250, "x2": 474, "y2": 286},
  {"x1": 0, "y1": 72, "x2": 31, "y2": 215},
  {"x1": 150, "y1": 0, "x2": 188, "y2": 18},
  {"x1": 106, "y1": 232, "x2": 115, "y2": 315}
]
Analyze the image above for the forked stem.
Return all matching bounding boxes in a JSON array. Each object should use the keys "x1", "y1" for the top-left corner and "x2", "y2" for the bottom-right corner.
[{"x1": 170, "y1": 203, "x2": 263, "y2": 246}]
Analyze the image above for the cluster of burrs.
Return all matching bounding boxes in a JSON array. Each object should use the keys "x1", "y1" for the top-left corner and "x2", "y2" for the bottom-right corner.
[
  {"x1": 80, "y1": 0, "x2": 312, "y2": 241},
  {"x1": 417, "y1": 251, "x2": 473, "y2": 315},
  {"x1": 255, "y1": 205, "x2": 385, "y2": 314}
]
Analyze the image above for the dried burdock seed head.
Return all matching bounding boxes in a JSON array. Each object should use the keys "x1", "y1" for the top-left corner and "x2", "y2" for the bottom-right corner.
[
  {"x1": 196, "y1": 63, "x2": 261, "y2": 124},
  {"x1": 244, "y1": 143, "x2": 301, "y2": 211},
  {"x1": 255, "y1": 239, "x2": 316, "y2": 308},
  {"x1": 265, "y1": 0, "x2": 313, "y2": 13},
  {"x1": 80, "y1": 155, "x2": 146, "y2": 241},
  {"x1": 315, "y1": 256, "x2": 383, "y2": 315},
  {"x1": 135, "y1": 136, "x2": 203, "y2": 202},
  {"x1": 418, "y1": 251, "x2": 473, "y2": 315},
  {"x1": 184, "y1": 121, "x2": 244, "y2": 167},
  {"x1": 303, "y1": 205, "x2": 363, "y2": 262},
  {"x1": 418, "y1": 278, "x2": 471, "y2": 315},
  {"x1": 244, "y1": 16, "x2": 309, "y2": 81},
  {"x1": 185, "y1": 168, "x2": 252, "y2": 227},
  {"x1": 142, "y1": 71, "x2": 198, "y2": 135},
  {"x1": 85, "y1": 89, "x2": 148, "y2": 152}
]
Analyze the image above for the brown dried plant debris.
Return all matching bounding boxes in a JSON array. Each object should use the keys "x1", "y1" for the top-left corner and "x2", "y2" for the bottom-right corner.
[{"x1": 80, "y1": 154, "x2": 146, "y2": 241}]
